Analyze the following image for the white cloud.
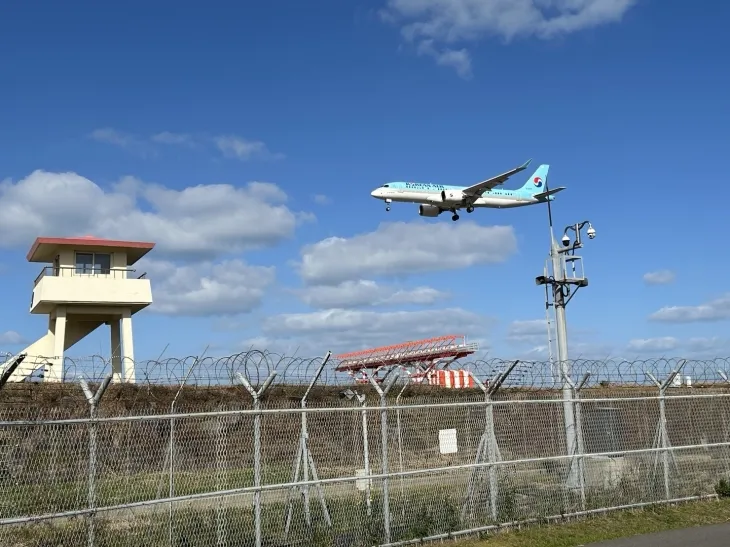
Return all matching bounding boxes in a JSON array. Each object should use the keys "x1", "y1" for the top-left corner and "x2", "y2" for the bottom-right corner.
[
  {"x1": 627, "y1": 337, "x2": 678, "y2": 353},
  {"x1": 90, "y1": 128, "x2": 281, "y2": 162},
  {"x1": 686, "y1": 337, "x2": 726, "y2": 352},
  {"x1": 643, "y1": 270, "x2": 675, "y2": 285},
  {"x1": 214, "y1": 135, "x2": 284, "y2": 161},
  {"x1": 296, "y1": 221, "x2": 516, "y2": 285},
  {"x1": 142, "y1": 259, "x2": 275, "y2": 316},
  {"x1": 258, "y1": 307, "x2": 491, "y2": 355},
  {"x1": 297, "y1": 280, "x2": 450, "y2": 309},
  {"x1": 624, "y1": 336, "x2": 730, "y2": 357},
  {"x1": 563, "y1": 340, "x2": 616, "y2": 359},
  {"x1": 381, "y1": 0, "x2": 637, "y2": 75},
  {"x1": 417, "y1": 39, "x2": 472, "y2": 79},
  {"x1": 151, "y1": 132, "x2": 195, "y2": 146},
  {"x1": 312, "y1": 194, "x2": 332, "y2": 205},
  {"x1": 89, "y1": 128, "x2": 154, "y2": 157},
  {"x1": 0, "y1": 331, "x2": 28, "y2": 346},
  {"x1": 506, "y1": 319, "x2": 619, "y2": 359},
  {"x1": 507, "y1": 319, "x2": 550, "y2": 344},
  {"x1": 649, "y1": 294, "x2": 730, "y2": 323},
  {"x1": 506, "y1": 339, "x2": 615, "y2": 361},
  {"x1": 0, "y1": 171, "x2": 310, "y2": 260},
  {"x1": 90, "y1": 128, "x2": 136, "y2": 147}
]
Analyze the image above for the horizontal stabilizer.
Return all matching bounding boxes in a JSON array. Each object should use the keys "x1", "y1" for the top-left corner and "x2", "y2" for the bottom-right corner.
[{"x1": 533, "y1": 187, "x2": 565, "y2": 200}]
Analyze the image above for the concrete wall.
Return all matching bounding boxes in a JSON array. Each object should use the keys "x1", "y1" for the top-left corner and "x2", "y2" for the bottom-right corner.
[{"x1": 31, "y1": 276, "x2": 152, "y2": 314}]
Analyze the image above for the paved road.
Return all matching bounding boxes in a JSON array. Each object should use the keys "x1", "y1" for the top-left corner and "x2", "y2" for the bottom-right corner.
[{"x1": 585, "y1": 523, "x2": 730, "y2": 546}]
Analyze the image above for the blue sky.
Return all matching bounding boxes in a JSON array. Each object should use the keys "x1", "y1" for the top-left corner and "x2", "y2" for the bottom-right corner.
[{"x1": 1, "y1": 0, "x2": 729, "y2": 363}]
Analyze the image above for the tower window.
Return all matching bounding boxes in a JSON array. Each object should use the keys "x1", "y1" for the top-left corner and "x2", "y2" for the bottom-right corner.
[{"x1": 75, "y1": 252, "x2": 111, "y2": 275}]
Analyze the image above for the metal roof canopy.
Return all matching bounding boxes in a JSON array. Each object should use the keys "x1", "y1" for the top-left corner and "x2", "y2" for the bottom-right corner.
[
  {"x1": 27, "y1": 236, "x2": 155, "y2": 265},
  {"x1": 335, "y1": 334, "x2": 478, "y2": 373}
]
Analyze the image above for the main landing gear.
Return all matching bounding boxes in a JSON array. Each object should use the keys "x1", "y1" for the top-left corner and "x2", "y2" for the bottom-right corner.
[{"x1": 451, "y1": 205, "x2": 475, "y2": 221}]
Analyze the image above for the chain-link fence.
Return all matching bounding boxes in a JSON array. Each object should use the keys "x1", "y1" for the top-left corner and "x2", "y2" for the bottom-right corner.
[{"x1": 2, "y1": 353, "x2": 730, "y2": 546}]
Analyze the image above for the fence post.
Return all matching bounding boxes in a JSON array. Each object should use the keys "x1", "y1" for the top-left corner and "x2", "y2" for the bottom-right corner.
[
  {"x1": 360, "y1": 392, "x2": 372, "y2": 517},
  {"x1": 564, "y1": 372, "x2": 591, "y2": 510},
  {"x1": 284, "y1": 351, "x2": 333, "y2": 538},
  {"x1": 717, "y1": 370, "x2": 730, "y2": 471},
  {"x1": 395, "y1": 369, "x2": 412, "y2": 519},
  {"x1": 340, "y1": 387, "x2": 373, "y2": 516},
  {"x1": 216, "y1": 412, "x2": 227, "y2": 547},
  {"x1": 462, "y1": 360, "x2": 518, "y2": 523},
  {"x1": 79, "y1": 373, "x2": 113, "y2": 547},
  {"x1": 646, "y1": 360, "x2": 686, "y2": 501},
  {"x1": 367, "y1": 368, "x2": 400, "y2": 545},
  {"x1": 237, "y1": 370, "x2": 277, "y2": 547},
  {"x1": 168, "y1": 351, "x2": 206, "y2": 547}
]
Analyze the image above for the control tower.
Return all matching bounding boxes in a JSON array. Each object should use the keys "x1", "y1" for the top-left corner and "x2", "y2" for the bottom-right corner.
[{"x1": 5, "y1": 236, "x2": 154, "y2": 383}]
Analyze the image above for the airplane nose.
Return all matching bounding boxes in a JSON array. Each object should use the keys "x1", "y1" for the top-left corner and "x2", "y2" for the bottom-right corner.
[{"x1": 370, "y1": 189, "x2": 378, "y2": 197}]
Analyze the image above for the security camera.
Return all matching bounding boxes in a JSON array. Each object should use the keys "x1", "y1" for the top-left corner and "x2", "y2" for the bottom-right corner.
[
  {"x1": 587, "y1": 225, "x2": 596, "y2": 239},
  {"x1": 561, "y1": 234, "x2": 570, "y2": 246}
]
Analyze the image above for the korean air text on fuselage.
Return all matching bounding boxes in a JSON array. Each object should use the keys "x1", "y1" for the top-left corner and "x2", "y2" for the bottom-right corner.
[{"x1": 402, "y1": 182, "x2": 447, "y2": 191}]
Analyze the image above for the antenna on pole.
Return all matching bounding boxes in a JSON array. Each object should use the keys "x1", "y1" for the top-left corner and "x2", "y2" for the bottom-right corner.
[
  {"x1": 545, "y1": 172, "x2": 555, "y2": 244},
  {"x1": 543, "y1": 170, "x2": 557, "y2": 383}
]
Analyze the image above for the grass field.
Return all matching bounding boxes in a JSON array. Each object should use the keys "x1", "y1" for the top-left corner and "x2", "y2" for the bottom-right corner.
[
  {"x1": 6, "y1": 496, "x2": 728, "y2": 546},
  {"x1": 456, "y1": 498, "x2": 730, "y2": 547}
]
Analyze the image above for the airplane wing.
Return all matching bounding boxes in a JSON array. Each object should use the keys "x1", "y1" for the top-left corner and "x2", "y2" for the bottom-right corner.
[{"x1": 461, "y1": 159, "x2": 532, "y2": 197}]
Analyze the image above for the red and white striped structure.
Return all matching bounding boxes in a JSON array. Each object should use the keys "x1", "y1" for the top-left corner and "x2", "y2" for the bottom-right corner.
[
  {"x1": 335, "y1": 334, "x2": 478, "y2": 382},
  {"x1": 426, "y1": 369, "x2": 475, "y2": 389}
]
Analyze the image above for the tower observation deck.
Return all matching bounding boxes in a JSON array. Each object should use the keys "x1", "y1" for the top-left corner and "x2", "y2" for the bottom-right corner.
[{"x1": 335, "y1": 334, "x2": 478, "y2": 382}]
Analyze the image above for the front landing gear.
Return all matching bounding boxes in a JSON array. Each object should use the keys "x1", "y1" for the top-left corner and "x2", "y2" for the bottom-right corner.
[{"x1": 385, "y1": 198, "x2": 392, "y2": 212}]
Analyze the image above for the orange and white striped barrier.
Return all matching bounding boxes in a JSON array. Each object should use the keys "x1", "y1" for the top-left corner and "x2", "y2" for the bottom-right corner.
[{"x1": 427, "y1": 369, "x2": 474, "y2": 389}]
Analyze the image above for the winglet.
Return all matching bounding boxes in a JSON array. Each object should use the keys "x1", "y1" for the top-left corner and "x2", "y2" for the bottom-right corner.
[{"x1": 519, "y1": 158, "x2": 532, "y2": 170}]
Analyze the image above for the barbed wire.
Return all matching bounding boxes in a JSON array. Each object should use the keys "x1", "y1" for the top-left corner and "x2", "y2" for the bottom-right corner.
[{"x1": 3, "y1": 350, "x2": 730, "y2": 390}]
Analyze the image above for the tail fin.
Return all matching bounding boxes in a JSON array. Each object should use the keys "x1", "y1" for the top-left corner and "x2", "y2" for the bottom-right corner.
[{"x1": 519, "y1": 164, "x2": 550, "y2": 194}]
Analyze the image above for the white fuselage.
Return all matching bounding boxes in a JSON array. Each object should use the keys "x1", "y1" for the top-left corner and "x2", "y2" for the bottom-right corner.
[{"x1": 370, "y1": 186, "x2": 538, "y2": 209}]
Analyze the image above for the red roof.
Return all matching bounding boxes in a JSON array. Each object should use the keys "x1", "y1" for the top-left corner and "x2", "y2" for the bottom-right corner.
[
  {"x1": 27, "y1": 236, "x2": 155, "y2": 265},
  {"x1": 335, "y1": 335, "x2": 478, "y2": 373}
]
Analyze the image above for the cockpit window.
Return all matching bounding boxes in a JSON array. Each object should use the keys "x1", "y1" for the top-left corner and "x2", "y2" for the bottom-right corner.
[{"x1": 382, "y1": 184, "x2": 389, "y2": 187}]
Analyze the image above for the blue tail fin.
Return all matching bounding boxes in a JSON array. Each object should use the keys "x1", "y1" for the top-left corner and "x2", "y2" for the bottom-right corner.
[{"x1": 519, "y1": 164, "x2": 550, "y2": 194}]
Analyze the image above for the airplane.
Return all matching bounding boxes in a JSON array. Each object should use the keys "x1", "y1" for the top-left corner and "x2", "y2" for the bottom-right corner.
[{"x1": 370, "y1": 159, "x2": 565, "y2": 221}]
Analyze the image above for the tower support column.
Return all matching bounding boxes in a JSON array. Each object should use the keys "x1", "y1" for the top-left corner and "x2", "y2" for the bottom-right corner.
[
  {"x1": 48, "y1": 306, "x2": 67, "y2": 382},
  {"x1": 110, "y1": 318, "x2": 122, "y2": 382},
  {"x1": 121, "y1": 309, "x2": 135, "y2": 383}
]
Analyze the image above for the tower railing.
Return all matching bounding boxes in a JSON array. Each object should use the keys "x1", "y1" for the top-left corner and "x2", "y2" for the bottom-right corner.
[{"x1": 33, "y1": 266, "x2": 139, "y2": 285}]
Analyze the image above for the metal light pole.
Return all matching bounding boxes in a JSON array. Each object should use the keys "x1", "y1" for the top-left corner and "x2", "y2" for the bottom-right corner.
[{"x1": 535, "y1": 177, "x2": 595, "y2": 492}]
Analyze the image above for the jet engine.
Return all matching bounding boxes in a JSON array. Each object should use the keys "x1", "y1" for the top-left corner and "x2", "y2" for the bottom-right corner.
[
  {"x1": 418, "y1": 204, "x2": 442, "y2": 217},
  {"x1": 441, "y1": 189, "x2": 464, "y2": 204}
]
